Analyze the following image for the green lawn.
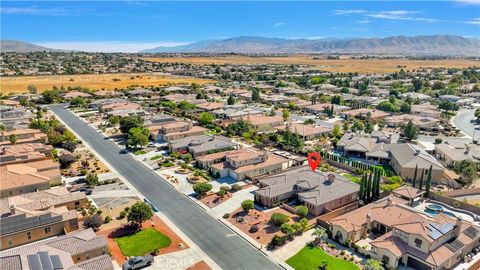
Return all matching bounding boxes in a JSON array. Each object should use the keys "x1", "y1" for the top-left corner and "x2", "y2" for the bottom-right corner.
[
  {"x1": 115, "y1": 228, "x2": 171, "y2": 256},
  {"x1": 286, "y1": 245, "x2": 359, "y2": 270}
]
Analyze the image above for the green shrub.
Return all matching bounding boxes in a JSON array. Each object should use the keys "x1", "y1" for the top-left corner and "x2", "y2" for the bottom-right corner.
[
  {"x1": 162, "y1": 161, "x2": 174, "y2": 167},
  {"x1": 295, "y1": 205, "x2": 309, "y2": 217},
  {"x1": 104, "y1": 216, "x2": 112, "y2": 223},
  {"x1": 223, "y1": 213, "x2": 230, "y2": 219},
  {"x1": 220, "y1": 185, "x2": 231, "y2": 192},
  {"x1": 231, "y1": 184, "x2": 242, "y2": 191},
  {"x1": 270, "y1": 213, "x2": 290, "y2": 226},
  {"x1": 150, "y1": 155, "x2": 162, "y2": 160},
  {"x1": 119, "y1": 210, "x2": 127, "y2": 219},
  {"x1": 241, "y1": 200, "x2": 254, "y2": 211}
]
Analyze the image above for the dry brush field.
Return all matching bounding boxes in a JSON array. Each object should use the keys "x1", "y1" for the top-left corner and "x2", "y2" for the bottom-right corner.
[
  {"x1": 0, "y1": 73, "x2": 214, "y2": 93},
  {"x1": 143, "y1": 55, "x2": 479, "y2": 74}
]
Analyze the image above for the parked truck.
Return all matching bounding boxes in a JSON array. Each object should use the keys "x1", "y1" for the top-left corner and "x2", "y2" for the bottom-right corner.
[{"x1": 122, "y1": 255, "x2": 154, "y2": 270}]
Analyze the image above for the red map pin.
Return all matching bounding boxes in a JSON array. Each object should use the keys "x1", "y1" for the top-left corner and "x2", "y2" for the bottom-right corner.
[{"x1": 308, "y1": 152, "x2": 321, "y2": 171}]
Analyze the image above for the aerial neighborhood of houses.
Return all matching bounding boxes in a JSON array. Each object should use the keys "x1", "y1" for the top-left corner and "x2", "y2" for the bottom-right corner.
[{"x1": 1, "y1": 50, "x2": 480, "y2": 270}]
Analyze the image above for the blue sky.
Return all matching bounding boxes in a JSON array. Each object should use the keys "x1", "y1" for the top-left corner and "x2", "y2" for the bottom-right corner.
[{"x1": 1, "y1": 1, "x2": 479, "y2": 52}]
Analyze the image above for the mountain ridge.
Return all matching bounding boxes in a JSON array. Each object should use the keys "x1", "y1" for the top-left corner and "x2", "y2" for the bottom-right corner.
[
  {"x1": 0, "y1": 40, "x2": 62, "y2": 53},
  {"x1": 140, "y1": 35, "x2": 480, "y2": 55}
]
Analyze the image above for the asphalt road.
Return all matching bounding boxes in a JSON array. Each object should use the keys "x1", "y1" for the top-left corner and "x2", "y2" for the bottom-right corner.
[
  {"x1": 453, "y1": 109, "x2": 479, "y2": 139},
  {"x1": 50, "y1": 105, "x2": 282, "y2": 270}
]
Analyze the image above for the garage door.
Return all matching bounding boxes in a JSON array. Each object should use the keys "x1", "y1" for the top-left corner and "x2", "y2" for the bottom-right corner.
[{"x1": 407, "y1": 256, "x2": 432, "y2": 270}]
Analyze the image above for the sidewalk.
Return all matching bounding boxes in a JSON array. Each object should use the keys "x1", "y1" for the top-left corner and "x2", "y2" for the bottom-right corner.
[
  {"x1": 273, "y1": 228, "x2": 315, "y2": 260},
  {"x1": 208, "y1": 185, "x2": 257, "y2": 218}
]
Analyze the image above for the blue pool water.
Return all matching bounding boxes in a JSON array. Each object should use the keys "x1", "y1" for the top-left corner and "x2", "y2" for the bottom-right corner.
[{"x1": 424, "y1": 209, "x2": 457, "y2": 218}]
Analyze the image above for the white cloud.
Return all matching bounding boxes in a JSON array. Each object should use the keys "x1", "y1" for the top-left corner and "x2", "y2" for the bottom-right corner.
[
  {"x1": 35, "y1": 41, "x2": 190, "y2": 53},
  {"x1": 333, "y1": 9, "x2": 366, "y2": 15},
  {"x1": 466, "y1": 18, "x2": 480, "y2": 24},
  {"x1": 356, "y1": 18, "x2": 371, "y2": 24},
  {"x1": 0, "y1": 6, "x2": 93, "y2": 16},
  {"x1": 334, "y1": 9, "x2": 437, "y2": 23},
  {"x1": 455, "y1": 0, "x2": 480, "y2": 5},
  {"x1": 272, "y1": 22, "x2": 288, "y2": 27}
]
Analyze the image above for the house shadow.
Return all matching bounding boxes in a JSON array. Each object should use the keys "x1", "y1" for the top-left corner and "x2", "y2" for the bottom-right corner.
[{"x1": 108, "y1": 224, "x2": 139, "y2": 238}]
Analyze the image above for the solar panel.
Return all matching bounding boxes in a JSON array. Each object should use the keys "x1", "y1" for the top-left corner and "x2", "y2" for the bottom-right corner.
[
  {"x1": 430, "y1": 230, "x2": 442, "y2": 240},
  {"x1": 446, "y1": 239, "x2": 464, "y2": 253},
  {"x1": 50, "y1": 255, "x2": 63, "y2": 270},
  {"x1": 464, "y1": 226, "x2": 480, "y2": 239},
  {"x1": 38, "y1": 251, "x2": 54, "y2": 270},
  {"x1": 438, "y1": 223, "x2": 454, "y2": 234},
  {"x1": 27, "y1": 254, "x2": 42, "y2": 270}
]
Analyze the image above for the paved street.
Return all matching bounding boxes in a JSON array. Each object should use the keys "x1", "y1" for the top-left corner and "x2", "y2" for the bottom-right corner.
[{"x1": 50, "y1": 105, "x2": 282, "y2": 270}]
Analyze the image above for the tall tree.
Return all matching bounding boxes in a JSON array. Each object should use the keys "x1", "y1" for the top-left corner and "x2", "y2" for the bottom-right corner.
[
  {"x1": 366, "y1": 173, "x2": 373, "y2": 202},
  {"x1": 359, "y1": 174, "x2": 365, "y2": 203},
  {"x1": 425, "y1": 165, "x2": 433, "y2": 196},
  {"x1": 419, "y1": 169, "x2": 425, "y2": 190},
  {"x1": 412, "y1": 164, "x2": 418, "y2": 187},
  {"x1": 403, "y1": 120, "x2": 419, "y2": 141}
]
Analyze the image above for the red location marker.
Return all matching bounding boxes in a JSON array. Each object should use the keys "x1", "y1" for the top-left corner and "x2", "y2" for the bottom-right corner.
[{"x1": 308, "y1": 152, "x2": 321, "y2": 171}]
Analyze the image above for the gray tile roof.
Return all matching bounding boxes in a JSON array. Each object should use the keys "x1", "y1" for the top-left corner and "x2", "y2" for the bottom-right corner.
[
  {"x1": 169, "y1": 135, "x2": 237, "y2": 154},
  {"x1": 255, "y1": 167, "x2": 359, "y2": 207},
  {"x1": 390, "y1": 143, "x2": 444, "y2": 170},
  {"x1": 72, "y1": 254, "x2": 113, "y2": 270}
]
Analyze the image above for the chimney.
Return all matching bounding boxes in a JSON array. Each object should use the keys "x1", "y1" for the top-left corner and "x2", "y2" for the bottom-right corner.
[
  {"x1": 454, "y1": 217, "x2": 463, "y2": 237},
  {"x1": 366, "y1": 213, "x2": 372, "y2": 230},
  {"x1": 262, "y1": 149, "x2": 268, "y2": 161},
  {"x1": 327, "y1": 174, "x2": 335, "y2": 183},
  {"x1": 9, "y1": 205, "x2": 15, "y2": 215},
  {"x1": 386, "y1": 197, "x2": 394, "y2": 206}
]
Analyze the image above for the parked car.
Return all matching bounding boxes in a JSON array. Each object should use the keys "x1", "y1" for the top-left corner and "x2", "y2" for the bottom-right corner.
[
  {"x1": 122, "y1": 255, "x2": 154, "y2": 270},
  {"x1": 79, "y1": 187, "x2": 93, "y2": 195}
]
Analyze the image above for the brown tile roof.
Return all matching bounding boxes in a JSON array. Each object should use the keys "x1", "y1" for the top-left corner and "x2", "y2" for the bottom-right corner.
[
  {"x1": 0, "y1": 159, "x2": 60, "y2": 191},
  {"x1": 329, "y1": 196, "x2": 410, "y2": 232}
]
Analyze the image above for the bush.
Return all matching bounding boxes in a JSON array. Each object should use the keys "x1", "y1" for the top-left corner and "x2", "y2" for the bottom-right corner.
[
  {"x1": 295, "y1": 205, "x2": 309, "y2": 217},
  {"x1": 220, "y1": 185, "x2": 231, "y2": 192},
  {"x1": 162, "y1": 161, "x2": 174, "y2": 167},
  {"x1": 118, "y1": 210, "x2": 127, "y2": 219},
  {"x1": 340, "y1": 250, "x2": 345, "y2": 255},
  {"x1": 270, "y1": 213, "x2": 290, "y2": 226},
  {"x1": 58, "y1": 154, "x2": 76, "y2": 168},
  {"x1": 217, "y1": 189, "x2": 227, "y2": 198},
  {"x1": 241, "y1": 200, "x2": 254, "y2": 211},
  {"x1": 328, "y1": 243, "x2": 336, "y2": 249},
  {"x1": 86, "y1": 173, "x2": 99, "y2": 187},
  {"x1": 269, "y1": 234, "x2": 287, "y2": 248},
  {"x1": 62, "y1": 140, "x2": 77, "y2": 152},
  {"x1": 223, "y1": 213, "x2": 230, "y2": 219},
  {"x1": 193, "y1": 182, "x2": 212, "y2": 197},
  {"x1": 231, "y1": 183, "x2": 242, "y2": 192},
  {"x1": 104, "y1": 216, "x2": 112, "y2": 223},
  {"x1": 80, "y1": 169, "x2": 88, "y2": 175},
  {"x1": 83, "y1": 214, "x2": 104, "y2": 231}
]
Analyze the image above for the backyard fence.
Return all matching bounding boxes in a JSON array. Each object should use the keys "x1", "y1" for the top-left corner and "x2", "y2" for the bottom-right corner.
[{"x1": 320, "y1": 152, "x2": 394, "y2": 176}]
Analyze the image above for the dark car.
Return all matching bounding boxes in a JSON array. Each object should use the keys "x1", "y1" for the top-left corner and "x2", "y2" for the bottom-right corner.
[
  {"x1": 79, "y1": 187, "x2": 92, "y2": 195},
  {"x1": 122, "y1": 255, "x2": 154, "y2": 270}
]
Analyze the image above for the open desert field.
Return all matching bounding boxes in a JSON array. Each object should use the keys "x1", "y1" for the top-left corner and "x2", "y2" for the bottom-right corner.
[
  {"x1": 143, "y1": 55, "x2": 479, "y2": 74},
  {"x1": 1, "y1": 73, "x2": 214, "y2": 93}
]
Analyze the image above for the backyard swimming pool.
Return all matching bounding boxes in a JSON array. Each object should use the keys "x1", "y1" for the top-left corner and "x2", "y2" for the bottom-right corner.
[{"x1": 424, "y1": 204, "x2": 457, "y2": 218}]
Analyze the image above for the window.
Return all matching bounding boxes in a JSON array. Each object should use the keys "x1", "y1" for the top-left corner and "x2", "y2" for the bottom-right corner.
[
  {"x1": 27, "y1": 232, "x2": 32, "y2": 240},
  {"x1": 44, "y1": 227, "x2": 51, "y2": 234},
  {"x1": 414, "y1": 238, "x2": 422, "y2": 248},
  {"x1": 75, "y1": 201, "x2": 80, "y2": 206},
  {"x1": 382, "y1": 255, "x2": 390, "y2": 264},
  {"x1": 8, "y1": 239, "x2": 13, "y2": 246}
]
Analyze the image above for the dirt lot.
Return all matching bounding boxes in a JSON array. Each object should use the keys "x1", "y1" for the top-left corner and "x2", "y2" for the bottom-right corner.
[
  {"x1": 144, "y1": 56, "x2": 479, "y2": 74},
  {"x1": 1, "y1": 72, "x2": 215, "y2": 93}
]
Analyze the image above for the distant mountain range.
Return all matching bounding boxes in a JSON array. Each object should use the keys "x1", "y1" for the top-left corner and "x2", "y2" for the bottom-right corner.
[
  {"x1": 141, "y1": 35, "x2": 480, "y2": 55},
  {"x1": 2, "y1": 35, "x2": 479, "y2": 55},
  {"x1": 0, "y1": 40, "x2": 62, "y2": 53}
]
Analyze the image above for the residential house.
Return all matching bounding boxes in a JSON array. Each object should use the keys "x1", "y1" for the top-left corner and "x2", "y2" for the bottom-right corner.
[
  {"x1": 342, "y1": 108, "x2": 390, "y2": 121},
  {"x1": 61, "y1": 91, "x2": 92, "y2": 100},
  {"x1": 169, "y1": 135, "x2": 238, "y2": 157},
  {"x1": 196, "y1": 148, "x2": 288, "y2": 181},
  {"x1": 0, "y1": 143, "x2": 53, "y2": 165},
  {"x1": 0, "y1": 197, "x2": 80, "y2": 250},
  {"x1": 386, "y1": 114, "x2": 440, "y2": 130},
  {"x1": 148, "y1": 121, "x2": 207, "y2": 141},
  {"x1": 212, "y1": 106, "x2": 264, "y2": 120},
  {"x1": 0, "y1": 159, "x2": 62, "y2": 198},
  {"x1": 336, "y1": 132, "x2": 398, "y2": 164},
  {"x1": 0, "y1": 229, "x2": 113, "y2": 270},
  {"x1": 0, "y1": 129, "x2": 47, "y2": 146},
  {"x1": 196, "y1": 102, "x2": 225, "y2": 111},
  {"x1": 254, "y1": 166, "x2": 359, "y2": 216},
  {"x1": 390, "y1": 143, "x2": 445, "y2": 184},
  {"x1": 415, "y1": 104, "x2": 440, "y2": 120},
  {"x1": 239, "y1": 115, "x2": 284, "y2": 133},
  {"x1": 277, "y1": 123, "x2": 332, "y2": 141},
  {"x1": 434, "y1": 142, "x2": 480, "y2": 167},
  {"x1": 304, "y1": 103, "x2": 351, "y2": 115},
  {"x1": 0, "y1": 106, "x2": 34, "y2": 131},
  {"x1": 329, "y1": 196, "x2": 480, "y2": 270}
]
